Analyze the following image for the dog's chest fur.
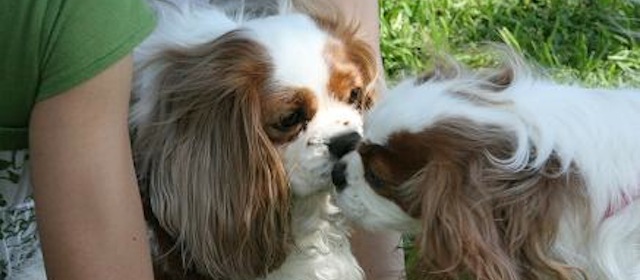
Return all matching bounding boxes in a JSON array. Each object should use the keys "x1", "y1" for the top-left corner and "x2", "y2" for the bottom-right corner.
[{"x1": 263, "y1": 192, "x2": 362, "y2": 280}]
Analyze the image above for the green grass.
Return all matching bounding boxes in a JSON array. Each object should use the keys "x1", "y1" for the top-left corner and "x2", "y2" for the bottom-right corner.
[
  {"x1": 380, "y1": 0, "x2": 640, "y2": 87},
  {"x1": 378, "y1": 0, "x2": 640, "y2": 278}
]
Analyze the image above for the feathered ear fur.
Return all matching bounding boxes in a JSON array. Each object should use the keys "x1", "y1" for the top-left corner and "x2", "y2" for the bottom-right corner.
[
  {"x1": 404, "y1": 118, "x2": 589, "y2": 280},
  {"x1": 134, "y1": 30, "x2": 291, "y2": 279}
]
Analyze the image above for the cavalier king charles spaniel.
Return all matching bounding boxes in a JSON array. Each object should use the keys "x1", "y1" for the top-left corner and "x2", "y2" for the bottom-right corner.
[
  {"x1": 333, "y1": 49, "x2": 640, "y2": 279},
  {"x1": 131, "y1": 0, "x2": 378, "y2": 279}
]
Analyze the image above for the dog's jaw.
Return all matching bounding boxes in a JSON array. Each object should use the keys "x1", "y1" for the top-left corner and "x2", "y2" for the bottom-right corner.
[{"x1": 335, "y1": 152, "x2": 419, "y2": 232}]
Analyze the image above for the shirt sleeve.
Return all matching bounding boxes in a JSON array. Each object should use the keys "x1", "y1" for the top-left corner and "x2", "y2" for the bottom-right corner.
[{"x1": 36, "y1": 0, "x2": 156, "y2": 101}]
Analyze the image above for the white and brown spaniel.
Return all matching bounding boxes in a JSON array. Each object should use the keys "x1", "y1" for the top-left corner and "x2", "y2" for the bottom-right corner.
[
  {"x1": 333, "y1": 49, "x2": 640, "y2": 280},
  {"x1": 131, "y1": 0, "x2": 379, "y2": 279}
]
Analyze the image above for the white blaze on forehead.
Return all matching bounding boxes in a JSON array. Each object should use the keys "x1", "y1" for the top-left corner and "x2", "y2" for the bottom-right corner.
[
  {"x1": 363, "y1": 79, "x2": 512, "y2": 146},
  {"x1": 245, "y1": 14, "x2": 330, "y2": 97},
  {"x1": 363, "y1": 79, "x2": 467, "y2": 145}
]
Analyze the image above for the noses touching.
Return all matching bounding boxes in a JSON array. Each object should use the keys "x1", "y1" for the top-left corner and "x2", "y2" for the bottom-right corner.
[
  {"x1": 328, "y1": 131, "x2": 360, "y2": 191},
  {"x1": 328, "y1": 131, "x2": 361, "y2": 159},
  {"x1": 332, "y1": 161, "x2": 348, "y2": 191}
]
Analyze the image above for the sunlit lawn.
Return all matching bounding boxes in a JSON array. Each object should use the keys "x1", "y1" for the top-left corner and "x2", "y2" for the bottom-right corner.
[{"x1": 381, "y1": 0, "x2": 640, "y2": 87}]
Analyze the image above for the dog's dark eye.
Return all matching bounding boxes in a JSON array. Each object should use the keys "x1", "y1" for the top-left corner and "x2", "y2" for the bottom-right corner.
[
  {"x1": 348, "y1": 87, "x2": 362, "y2": 104},
  {"x1": 274, "y1": 108, "x2": 306, "y2": 131},
  {"x1": 364, "y1": 168, "x2": 385, "y2": 189}
]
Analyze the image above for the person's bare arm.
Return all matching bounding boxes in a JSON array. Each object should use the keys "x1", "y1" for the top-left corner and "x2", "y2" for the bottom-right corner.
[
  {"x1": 330, "y1": 0, "x2": 381, "y2": 60},
  {"x1": 328, "y1": 1, "x2": 406, "y2": 279},
  {"x1": 30, "y1": 55, "x2": 154, "y2": 279}
]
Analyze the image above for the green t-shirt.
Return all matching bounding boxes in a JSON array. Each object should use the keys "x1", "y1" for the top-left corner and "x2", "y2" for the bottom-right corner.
[{"x1": 0, "y1": 0, "x2": 156, "y2": 150}]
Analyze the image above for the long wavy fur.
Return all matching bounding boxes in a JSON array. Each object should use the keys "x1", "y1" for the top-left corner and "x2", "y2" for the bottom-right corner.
[
  {"x1": 134, "y1": 28, "x2": 291, "y2": 280},
  {"x1": 402, "y1": 49, "x2": 593, "y2": 279}
]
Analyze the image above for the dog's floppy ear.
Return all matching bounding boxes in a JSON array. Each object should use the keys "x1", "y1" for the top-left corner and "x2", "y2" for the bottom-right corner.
[
  {"x1": 134, "y1": 30, "x2": 291, "y2": 279},
  {"x1": 409, "y1": 118, "x2": 518, "y2": 279},
  {"x1": 410, "y1": 118, "x2": 586, "y2": 279}
]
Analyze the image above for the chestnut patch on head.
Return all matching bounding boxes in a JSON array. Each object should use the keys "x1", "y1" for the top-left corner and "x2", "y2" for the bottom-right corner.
[
  {"x1": 324, "y1": 39, "x2": 377, "y2": 111},
  {"x1": 359, "y1": 118, "x2": 588, "y2": 279},
  {"x1": 262, "y1": 87, "x2": 318, "y2": 144},
  {"x1": 325, "y1": 40, "x2": 363, "y2": 102},
  {"x1": 360, "y1": 117, "x2": 505, "y2": 217},
  {"x1": 358, "y1": 139, "x2": 432, "y2": 216}
]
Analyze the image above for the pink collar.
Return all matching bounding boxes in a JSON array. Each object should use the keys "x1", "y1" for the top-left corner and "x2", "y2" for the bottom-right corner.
[{"x1": 604, "y1": 191, "x2": 640, "y2": 219}]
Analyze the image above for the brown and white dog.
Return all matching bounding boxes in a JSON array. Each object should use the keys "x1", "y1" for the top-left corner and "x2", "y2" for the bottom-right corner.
[
  {"x1": 333, "y1": 50, "x2": 640, "y2": 279},
  {"x1": 131, "y1": 0, "x2": 379, "y2": 279}
]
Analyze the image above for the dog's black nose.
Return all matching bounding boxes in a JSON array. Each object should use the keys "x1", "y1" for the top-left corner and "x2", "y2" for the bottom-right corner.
[
  {"x1": 332, "y1": 161, "x2": 348, "y2": 191},
  {"x1": 328, "y1": 132, "x2": 361, "y2": 158}
]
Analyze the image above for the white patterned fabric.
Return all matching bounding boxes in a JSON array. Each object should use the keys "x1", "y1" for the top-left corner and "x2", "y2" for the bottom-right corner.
[{"x1": 0, "y1": 150, "x2": 45, "y2": 279}]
